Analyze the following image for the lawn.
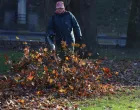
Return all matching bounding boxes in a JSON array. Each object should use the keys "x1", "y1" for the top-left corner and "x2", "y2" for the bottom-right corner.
[
  {"x1": 1, "y1": 86, "x2": 140, "y2": 109},
  {"x1": 79, "y1": 88, "x2": 140, "y2": 110},
  {"x1": 0, "y1": 50, "x2": 22, "y2": 74}
]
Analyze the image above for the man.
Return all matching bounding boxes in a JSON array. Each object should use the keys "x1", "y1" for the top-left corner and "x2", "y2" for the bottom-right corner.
[{"x1": 46, "y1": 1, "x2": 82, "y2": 57}]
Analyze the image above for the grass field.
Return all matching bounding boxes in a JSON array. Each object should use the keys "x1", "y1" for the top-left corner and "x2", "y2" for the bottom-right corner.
[
  {"x1": 78, "y1": 88, "x2": 140, "y2": 110},
  {"x1": 0, "y1": 50, "x2": 22, "y2": 74}
]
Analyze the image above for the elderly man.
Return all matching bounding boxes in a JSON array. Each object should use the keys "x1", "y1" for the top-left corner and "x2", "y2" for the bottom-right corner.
[{"x1": 46, "y1": 1, "x2": 82, "y2": 58}]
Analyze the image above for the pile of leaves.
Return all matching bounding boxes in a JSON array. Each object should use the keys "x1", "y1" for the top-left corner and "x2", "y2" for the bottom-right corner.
[
  {"x1": 0, "y1": 43, "x2": 119, "y2": 109},
  {"x1": 101, "y1": 59, "x2": 140, "y2": 85}
]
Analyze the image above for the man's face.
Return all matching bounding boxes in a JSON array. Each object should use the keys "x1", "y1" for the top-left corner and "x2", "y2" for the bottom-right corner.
[{"x1": 56, "y1": 8, "x2": 65, "y2": 13}]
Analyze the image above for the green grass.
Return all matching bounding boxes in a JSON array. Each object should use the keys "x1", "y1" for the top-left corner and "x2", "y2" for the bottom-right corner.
[
  {"x1": 76, "y1": 88, "x2": 140, "y2": 110},
  {"x1": 0, "y1": 50, "x2": 23, "y2": 74}
]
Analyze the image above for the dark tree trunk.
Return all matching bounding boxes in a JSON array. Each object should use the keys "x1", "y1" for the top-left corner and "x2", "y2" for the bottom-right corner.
[
  {"x1": 126, "y1": 0, "x2": 140, "y2": 48},
  {"x1": 44, "y1": 0, "x2": 56, "y2": 31},
  {"x1": 70, "y1": 0, "x2": 97, "y2": 54}
]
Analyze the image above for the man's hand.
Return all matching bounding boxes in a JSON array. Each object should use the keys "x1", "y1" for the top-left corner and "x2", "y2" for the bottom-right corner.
[
  {"x1": 51, "y1": 44, "x2": 56, "y2": 51},
  {"x1": 46, "y1": 36, "x2": 56, "y2": 51}
]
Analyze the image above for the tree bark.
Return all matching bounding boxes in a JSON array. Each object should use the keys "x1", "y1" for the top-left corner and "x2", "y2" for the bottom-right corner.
[
  {"x1": 70, "y1": 0, "x2": 97, "y2": 54},
  {"x1": 126, "y1": 0, "x2": 140, "y2": 48},
  {"x1": 44, "y1": 0, "x2": 56, "y2": 32}
]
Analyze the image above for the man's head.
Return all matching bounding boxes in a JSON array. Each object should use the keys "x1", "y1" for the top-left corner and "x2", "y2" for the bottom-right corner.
[
  {"x1": 56, "y1": 1, "x2": 65, "y2": 9},
  {"x1": 55, "y1": 1, "x2": 65, "y2": 14}
]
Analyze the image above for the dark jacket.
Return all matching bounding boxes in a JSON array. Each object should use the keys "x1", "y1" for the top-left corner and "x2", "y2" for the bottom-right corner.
[{"x1": 47, "y1": 11, "x2": 82, "y2": 46}]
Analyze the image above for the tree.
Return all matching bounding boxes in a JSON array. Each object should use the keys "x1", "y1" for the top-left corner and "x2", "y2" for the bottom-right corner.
[
  {"x1": 126, "y1": 0, "x2": 140, "y2": 48},
  {"x1": 70, "y1": 0, "x2": 97, "y2": 54}
]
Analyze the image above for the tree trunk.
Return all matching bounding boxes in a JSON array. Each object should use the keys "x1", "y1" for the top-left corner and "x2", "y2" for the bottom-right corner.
[
  {"x1": 126, "y1": 0, "x2": 140, "y2": 48},
  {"x1": 70, "y1": 0, "x2": 97, "y2": 54},
  {"x1": 44, "y1": 0, "x2": 56, "y2": 32}
]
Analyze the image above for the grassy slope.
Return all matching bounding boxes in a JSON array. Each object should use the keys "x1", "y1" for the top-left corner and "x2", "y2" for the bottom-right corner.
[{"x1": 79, "y1": 88, "x2": 140, "y2": 110}]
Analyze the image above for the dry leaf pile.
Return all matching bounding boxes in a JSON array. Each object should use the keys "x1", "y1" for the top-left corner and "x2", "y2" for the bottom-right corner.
[{"x1": 0, "y1": 43, "x2": 123, "y2": 109}]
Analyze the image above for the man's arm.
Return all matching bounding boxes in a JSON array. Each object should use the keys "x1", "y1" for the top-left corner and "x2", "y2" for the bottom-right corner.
[
  {"x1": 70, "y1": 12, "x2": 82, "y2": 41},
  {"x1": 46, "y1": 16, "x2": 56, "y2": 50}
]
